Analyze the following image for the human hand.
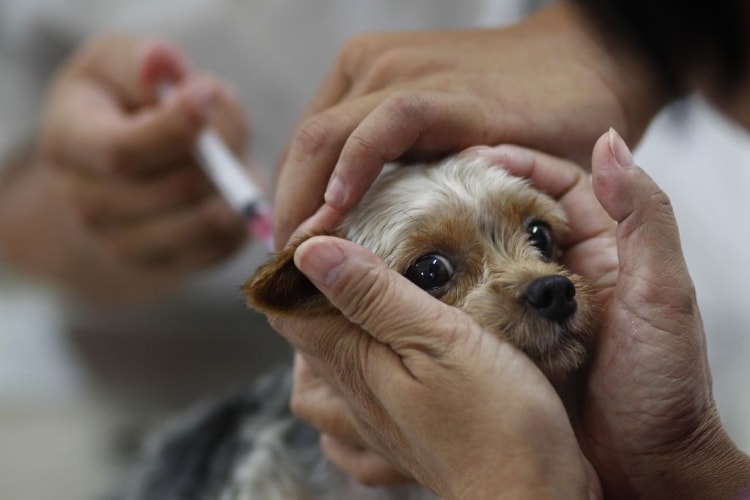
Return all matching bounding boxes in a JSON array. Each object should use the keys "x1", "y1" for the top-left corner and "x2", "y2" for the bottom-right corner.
[
  {"x1": 467, "y1": 134, "x2": 750, "y2": 498},
  {"x1": 36, "y1": 33, "x2": 253, "y2": 301},
  {"x1": 569, "y1": 130, "x2": 750, "y2": 498},
  {"x1": 290, "y1": 353, "x2": 413, "y2": 485},
  {"x1": 284, "y1": 142, "x2": 618, "y2": 486},
  {"x1": 274, "y1": 1, "x2": 666, "y2": 247},
  {"x1": 271, "y1": 236, "x2": 600, "y2": 499}
]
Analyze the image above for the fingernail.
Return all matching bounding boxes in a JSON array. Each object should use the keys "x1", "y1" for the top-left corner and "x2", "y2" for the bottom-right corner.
[
  {"x1": 324, "y1": 173, "x2": 347, "y2": 208},
  {"x1": 608, "y1": 127, "x2": 635, "y2": 168},
  {"x1": 294, "y1": 238, "x2": 345, "y2": 288}
]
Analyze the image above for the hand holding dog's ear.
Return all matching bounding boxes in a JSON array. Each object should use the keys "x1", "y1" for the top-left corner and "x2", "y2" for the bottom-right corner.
[{"x1": 272, "y1": 235, "x2": 599, "y2": 499}]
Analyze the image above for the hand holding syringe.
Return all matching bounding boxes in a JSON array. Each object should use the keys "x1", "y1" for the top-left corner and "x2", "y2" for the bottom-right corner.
[{"x1": 160, "y1": 82, "x2": 274, "y2": 252}]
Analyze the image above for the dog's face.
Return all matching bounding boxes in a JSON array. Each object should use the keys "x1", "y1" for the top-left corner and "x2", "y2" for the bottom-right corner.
[{"x1": 245, "y1": 150, "x2": 599, "y2": 382}]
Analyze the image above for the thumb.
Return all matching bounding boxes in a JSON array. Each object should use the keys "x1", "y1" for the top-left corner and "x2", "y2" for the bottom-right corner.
[
  {"x1": 591, "y1": 129, "x2": 696, "y2": 319},
  {"x1": 293, "y1": 236, "x2": 480, "y2": 359},
  {"x1": 137, "y1": 39, "x2": 191, "y2": 102}
]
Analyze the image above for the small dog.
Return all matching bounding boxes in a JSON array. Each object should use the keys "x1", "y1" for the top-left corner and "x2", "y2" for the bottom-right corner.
[{"x1": 122, "y1": 148, "x2": 599, "y2": 500}]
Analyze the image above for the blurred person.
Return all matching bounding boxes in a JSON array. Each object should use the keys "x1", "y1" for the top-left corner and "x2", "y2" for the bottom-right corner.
[
  {"x1": 0, "y1": 1, "x2": 541, "y2": 498},
  {"x1": 0, "y1": 0, "x2": 519, "y2": 411}
]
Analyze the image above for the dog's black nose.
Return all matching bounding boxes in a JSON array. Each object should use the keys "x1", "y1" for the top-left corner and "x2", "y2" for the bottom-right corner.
[{"x1": 524, "y1": 275, "x2": 576, "y2": 323}]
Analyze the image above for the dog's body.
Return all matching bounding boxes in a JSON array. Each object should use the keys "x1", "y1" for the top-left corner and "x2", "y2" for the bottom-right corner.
[{"x1": 122, "y1": 150, "x2": 599, "y2": 499}]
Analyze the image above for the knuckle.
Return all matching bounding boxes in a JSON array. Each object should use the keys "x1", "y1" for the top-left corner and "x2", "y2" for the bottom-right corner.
[
  {"x1": 650, "y1": 187, "x2": 675, "y2": 219},
  {"x1": 342, "y1": 131, "x2": 378, "y2": 162},
  {"x1": 344, "y1": 266, "x2": 397, "y2": 328},
  {"x1": 353, "y1": 48, "x2": 406, "y2": 93},
  {"x1": 358, "y1": 47, "x2": 442, "y2": 94},
  {"x1": 288, "y1": 389, "x2": 307, "y2": 420},
  {"x1": 366, "y1": 48, "x2": 404, "y2": 78},
  {"x1": 337, "y1": 34, "x2": 378, "y2": 77},
  {"x1": 291, "y1": 115, "x2": 334, "y2": 157},
  {"x1": 384, "y1": 91, "x2": 429, "y2": 121}
]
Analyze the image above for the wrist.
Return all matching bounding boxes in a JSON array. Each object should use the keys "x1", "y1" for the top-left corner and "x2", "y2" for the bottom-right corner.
[
  {"x1": 443, "y1": 440, "x2": 591, "y2": 500},
  {"x1": 629, "y1": 411, "x2": 750, "y2": 500},
  {"x1": 449, "y1": 467, "x2": 590, "y2": 500},
  {"x1": 659, "y1": 423, "x2": 750, "y2": 499},
  {"x1": 550, "y1": 1, "x2": 671, "y2": 147}
]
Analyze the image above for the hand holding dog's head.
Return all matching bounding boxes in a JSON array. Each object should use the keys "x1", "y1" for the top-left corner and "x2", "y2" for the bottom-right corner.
[{"x1": 245, "y1": 148, "x2": 600, "y2": 382}]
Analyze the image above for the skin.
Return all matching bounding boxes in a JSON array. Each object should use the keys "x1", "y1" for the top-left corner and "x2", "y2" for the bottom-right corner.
[
  {"x1": 272, "y1": 1, "x2": 667, "y2": 249},
  {"x1": 0, "y1": 34, "x2": 256, "y2": 303},
  {"x1": 273, "y1": 0, "x2": 750, "y2": 494},
  {"x1": 273, "y1": 133, "x2": 750, "y2": 499},
  {"x1": 270, "y1": 0, "x2": 662, "y2": 489}
]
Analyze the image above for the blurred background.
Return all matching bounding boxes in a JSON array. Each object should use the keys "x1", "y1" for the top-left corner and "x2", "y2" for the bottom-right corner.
[{"x1": 1, "y1": 1, "x2": 748, "y2": 499}]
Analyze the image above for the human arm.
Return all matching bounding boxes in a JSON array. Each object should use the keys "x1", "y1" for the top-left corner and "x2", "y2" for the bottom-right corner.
[{"x1": 0, "y1": 33, "x2": 253, "y2": 303}]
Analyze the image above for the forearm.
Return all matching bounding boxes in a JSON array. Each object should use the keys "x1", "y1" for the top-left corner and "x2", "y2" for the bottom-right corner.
[{"x1": 549, "y1": 1, "x2": 670, "y2": 148}]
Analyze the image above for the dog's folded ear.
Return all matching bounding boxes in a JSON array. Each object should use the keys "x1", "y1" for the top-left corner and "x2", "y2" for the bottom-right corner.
[{"x1": 243, "y1": 240, "x2": 333, "y2": 316}]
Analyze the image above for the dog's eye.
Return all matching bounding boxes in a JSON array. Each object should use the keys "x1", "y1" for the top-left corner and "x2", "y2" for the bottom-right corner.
[
  {"x1": 404, "y1": 254, "x2": 454, "y2": 295},
  {"x1": 526, "y1": 220, "x2": 553, "y2": 260}
]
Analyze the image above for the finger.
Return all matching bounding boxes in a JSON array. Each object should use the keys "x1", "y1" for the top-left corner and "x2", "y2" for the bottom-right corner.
[
  {"x1": 332, "y1": 30, "x2": 452, "y2": 99},
  {"x1": 292, "y1": 353, "x2": 412, "y2": 487},
  {"x1": 320, "y1": 434, "x2": 413, "y2": 486},
  {"x1": 116, "y1": 74, "x2": 249, "y2": 176},
  {"x1": 273, "y1": 93, "x2": 385, "y2": 247},
  {"x1": 137, "y1": 39, "x2": 191, "y2": 103},
  {"x1": 51, "y1": 76, "x2": 217, "y2": 177},
  {"x1": 205, "y1": 79, "x2": 251, "y2": 158},
  {"x1": 107, "y1": 78, "x2": 220, "y2": 176},
  {"x1": 322, "y1": 90, "x2": 499, "y2": 216},
  {"x1": 290, "y1": 353, "x2": 364, "y2": 445},
  {"x1": 67, "y1": 164, "x2": 212, "y2": 227},
  {"x1": 469, "y1": 144, "x2": 613, "y2": 244},
  {"x1": 100, "y1": 195, "x2": 243, "y2": 265},
  {"x1": 272, "y1": 53, "x2": 351, "y2": 189},
  {"x1": 79, "y1": 35, "x2": 189, "y2": 108},
  {"x1": 591, "y1": 129, "x2": 694, "y2": 310},
  {"x1": 292, "y1": 235, "x2": 479, "y2": 360},
  {"x1": 471, "y1": 144, "x2": 618, "y2": 299},
  {"x1": 273, "y1": 30, "x2": 445, "y2": 178}
]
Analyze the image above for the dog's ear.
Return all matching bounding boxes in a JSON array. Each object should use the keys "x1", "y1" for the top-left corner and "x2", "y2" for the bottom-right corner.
[{"x1": 243, "y1": 241, "x2": 333, "y2": 316}]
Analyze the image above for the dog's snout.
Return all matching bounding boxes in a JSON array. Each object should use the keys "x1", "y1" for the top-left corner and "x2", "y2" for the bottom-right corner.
[{"x1": 523, "y1": 275, "x2": 576, "y2": 323}]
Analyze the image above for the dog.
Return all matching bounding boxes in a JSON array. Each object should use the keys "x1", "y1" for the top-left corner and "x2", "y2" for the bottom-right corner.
[{"x1": 121, "y1": 148, "x2": 600, "y2": 499}]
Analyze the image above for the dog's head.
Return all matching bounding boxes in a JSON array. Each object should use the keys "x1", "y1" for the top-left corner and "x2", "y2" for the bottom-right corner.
[{"x1": 245, "y1": 149, "x2": 599, "y2": 382}]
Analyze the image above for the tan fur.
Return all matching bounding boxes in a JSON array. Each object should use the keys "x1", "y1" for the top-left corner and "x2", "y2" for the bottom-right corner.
[{"x1": 244, "y1": 151, "x2": 600, "y2": 382}]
